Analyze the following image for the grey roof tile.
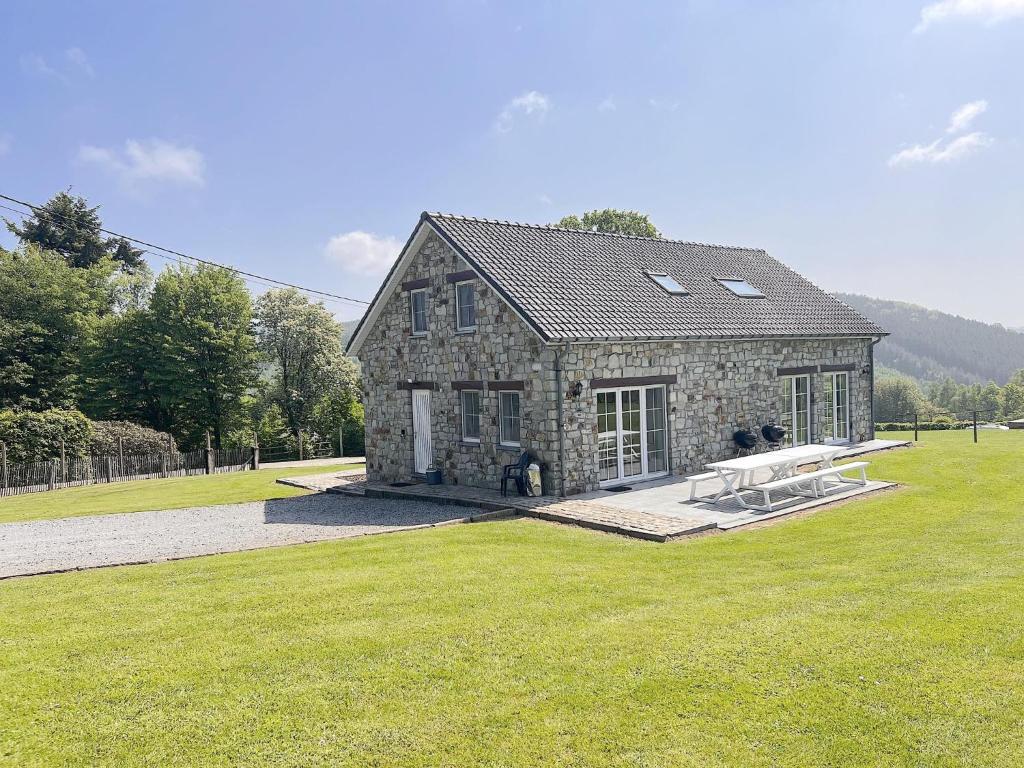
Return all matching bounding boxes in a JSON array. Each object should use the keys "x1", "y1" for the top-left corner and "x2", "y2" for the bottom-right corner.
[{"x1": 425, "y1": 213, "x2": 886, "y2": 341}]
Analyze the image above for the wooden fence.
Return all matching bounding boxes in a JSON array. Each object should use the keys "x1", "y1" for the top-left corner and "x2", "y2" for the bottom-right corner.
[{"x1": 0, "y1": 444, "x2": 258, "y2": 498}]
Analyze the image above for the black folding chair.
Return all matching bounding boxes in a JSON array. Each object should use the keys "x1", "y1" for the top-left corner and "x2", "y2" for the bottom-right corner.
[{"x1": 501, "y1": 452, "x2": 531, "y2": 497}]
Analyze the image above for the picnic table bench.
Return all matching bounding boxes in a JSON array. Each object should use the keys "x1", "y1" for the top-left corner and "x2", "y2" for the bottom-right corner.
[{"x1": 688, "y1": 444, "x2": 870, "y2": 513}]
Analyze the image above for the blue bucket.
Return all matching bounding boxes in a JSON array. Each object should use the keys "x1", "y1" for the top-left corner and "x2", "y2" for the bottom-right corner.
[{"x1": 425, "y1": 468, "x2": 443, "y2": 485}]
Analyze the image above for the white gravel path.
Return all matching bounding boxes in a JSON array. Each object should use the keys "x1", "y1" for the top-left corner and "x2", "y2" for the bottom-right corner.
[{"x1": 0, "y1": 494, "x2": 477, "y2": 579}]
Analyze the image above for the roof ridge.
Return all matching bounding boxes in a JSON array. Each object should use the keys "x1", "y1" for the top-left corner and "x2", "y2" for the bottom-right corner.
[{"x1": 424, "y1": 211, "x2": 767, "y2": 252}]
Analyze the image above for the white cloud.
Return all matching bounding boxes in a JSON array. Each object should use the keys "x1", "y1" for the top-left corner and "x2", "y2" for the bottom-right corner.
[
  {"x1": 598, "y1": 96, "x2": 617, "y2": 112},
  {"x1": 889, "y1": 100, "x2": 994, "y2": 166},
  {"x1": 915, "y1": 0, "x2": 1024, "y2": 32},
  {"x1": 20, "y1": 47, "x2": 94, "y2": 82},
  {"x1": 64, "y1": 47, "x2": 94, "y2": 77},
  {"x1": 947, "y1": 99, "x2": 987, "y2": 133},
  {"x1": 648, "y1": 98, "x2": 680, "y2": 112},
  {"x1": 0, "y1": 134, "x2": 10, "y2": 157},
  {"x1": 20, "y1": 54, "x2": 64, "y2": 81},
  {"x1": 889, "y1": 131, "x2": 993, "y2": 166},
  {"x1": 324, "y1": 231, "x2": 402, "y2": 276},
  {"x1": 495, "y1": 90, "x2": 551, "y2": 133},
  {"x1": 537, "y1": 193, "x2": 553, "y2": 205},
  {"x1": 79, "y1": 139, "x2": 206, "y2": 187}
]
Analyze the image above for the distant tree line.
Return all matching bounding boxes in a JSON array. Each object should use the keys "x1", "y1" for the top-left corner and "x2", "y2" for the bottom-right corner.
[
  {"x1": 1, "y1": 192, "x2": 362, "y2": 454},
  {"x1": 874, "y1": 370, "x2": 1024, "y2": 423}
]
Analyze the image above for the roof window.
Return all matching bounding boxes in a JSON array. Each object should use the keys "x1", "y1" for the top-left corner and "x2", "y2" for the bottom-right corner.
[
  {"x1": 719, "y1": 278, "x2": 765, "y2": 298},
  {"x1": 647, "y1": 271, "x2": 687, "y2": 295}
]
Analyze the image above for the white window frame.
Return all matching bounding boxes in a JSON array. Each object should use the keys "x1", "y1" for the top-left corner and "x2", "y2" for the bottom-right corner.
[
  {"x1": 461, "y1": 389, "x2": 481, "y2": 443},
  {"x1": 594, "y1": 384, "x2": 670, "y2": 488},
  {"x1": 498, "y1": 391, "x2": 521, "y2": 447},
  {"x1": 823, "y1": 371, "x2": 851, "y2": 445},
  {"x1": 779, "y1": 374, "x2": 811, "y2": 447},
  {"x1": 410, "y1": 288, "x2": 428, "y2": 336},
  {"x1": 455, "y1": 280, "x2": 477, "y2": 331}
]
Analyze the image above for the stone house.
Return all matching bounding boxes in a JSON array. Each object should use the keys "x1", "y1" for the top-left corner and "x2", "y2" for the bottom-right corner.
[{"x1": 346, "y1": 213, "x2": 887, "y2": 496}]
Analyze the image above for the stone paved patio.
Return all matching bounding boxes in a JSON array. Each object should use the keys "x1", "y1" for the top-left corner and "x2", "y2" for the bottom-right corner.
[
  {"x1": 281, "y1": 472, "x2": 714, "y2": 541},
  {"x1": 280, "y1": 439, "x2": 908, "y2": 542}
]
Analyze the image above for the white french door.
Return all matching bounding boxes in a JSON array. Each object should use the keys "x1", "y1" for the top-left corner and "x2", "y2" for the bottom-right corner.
[
  {"x1": 411, "y1": 389, "x2": 432, "y2": 474},
  {"x1": 823, "y1": 372, "x2": 851, "y2": 444},
  {"x1": 596, "y1": 385, "x2": 668, "y2": 487},
  {"x1": 778, "y1": 375, "x2": 810, "y2": 447}
]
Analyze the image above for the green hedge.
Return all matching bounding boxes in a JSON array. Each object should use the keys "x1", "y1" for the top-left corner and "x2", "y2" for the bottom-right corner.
[
  {"x1": 0, "y1": 410, "x2": 176, "y2": 462},
  {"x1": 875, "y1": 421, "x2": 972, "y2": 432},
  {"x1": 0, "y1": 409, "x2": 94, "y2": 462},
  {"x1": 89, "y1": 421, "x2": 177, "y2": 456}
]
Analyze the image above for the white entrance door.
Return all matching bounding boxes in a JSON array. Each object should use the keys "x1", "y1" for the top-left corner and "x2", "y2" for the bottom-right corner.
[
  {"x1": 823, "y1": 372, "x2": 851, "y2": 444},
  {"x1": 596, "y1": 385, "x2": 669, "y2": 487},
  {"x1": 412, "y1": 389, "x2": 432, "y2": 474},
  {"x1": 778, "y1": 375, "x2": 811, "y2": 447}
]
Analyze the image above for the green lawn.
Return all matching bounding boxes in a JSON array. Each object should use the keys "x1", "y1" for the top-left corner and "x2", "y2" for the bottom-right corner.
[
  {"x1": 2, "y1": 432, "x2": 1023, "y2": 766},
  {"x1": 0, "y1": 462, "x2": 361, "y2": 524}
]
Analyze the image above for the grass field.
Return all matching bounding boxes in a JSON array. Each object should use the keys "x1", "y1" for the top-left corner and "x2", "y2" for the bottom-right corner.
[
  {"x1": 2, "y1": 431, "x2": 1023, "y2": 766},
  {"x1": 0, "y1": 462, "x2": 361, "y2": 524}
]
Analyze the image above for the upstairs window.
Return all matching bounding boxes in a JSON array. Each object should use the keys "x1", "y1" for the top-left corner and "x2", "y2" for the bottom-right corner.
[
  {"x1": 646, "y1": 271, "x2": 687, "y2": 295},
  {"x1": 456, "y1": 281, "x2": 477, "y2": 330},
  {"x1": 410, "y1": 288, "x2": 428, "y2": 335},
  {"x1": 719, "y1": 278, "x2": 765, "y2": 297}
]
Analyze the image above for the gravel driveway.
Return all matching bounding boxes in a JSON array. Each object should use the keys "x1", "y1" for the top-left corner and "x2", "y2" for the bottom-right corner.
[{"x1": 0, "y1": 494, "x2": 476, "y2": 579}]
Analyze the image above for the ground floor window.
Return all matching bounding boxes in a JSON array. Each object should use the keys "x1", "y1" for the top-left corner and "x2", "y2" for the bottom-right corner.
[
  {"x1": 499, "y1": 391, "x2": 521, "y2": 446},
  {"x1": 461, "y1": 390, "x2": 481, "y2": 442},
  {"x1": 595, "y1": 385, "x2": 668, "y2": 485},
  {"x1": 778, "y1": 375, "x2": 810, "y2": 447},
  {"x1": 822, "y1": 371, "x2": 850, "y2": 444},
  {"x1": 645, "y1": 386, "x2": 667, "y2": 473}
]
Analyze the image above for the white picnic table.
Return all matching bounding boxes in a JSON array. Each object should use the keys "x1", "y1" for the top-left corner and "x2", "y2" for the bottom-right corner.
[{"x1": 704, "y1": 444, "x2": 848, "y2": 512}]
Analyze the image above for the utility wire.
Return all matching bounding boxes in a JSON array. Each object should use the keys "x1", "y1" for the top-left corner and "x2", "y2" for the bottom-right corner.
[
  {"x1": 0, "y1": 202, "x2": 290, "y2": 296},
  {"x1": 0, "y1": 193, "x2": 371, "y2": 307}
]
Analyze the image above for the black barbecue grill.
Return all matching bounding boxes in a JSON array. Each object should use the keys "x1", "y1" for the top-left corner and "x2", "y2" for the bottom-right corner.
[
  {"x1": 761, "y1": 424, "x2": 787, "y2": 450},
  {"x1": 733, "y1": 429, "x2": 758, "y2": 456}
]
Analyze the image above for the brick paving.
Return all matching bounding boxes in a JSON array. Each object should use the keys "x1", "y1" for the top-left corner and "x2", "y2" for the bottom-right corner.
[{"x1": 280, "y1": 470, "x2": 715, "y2": 541}]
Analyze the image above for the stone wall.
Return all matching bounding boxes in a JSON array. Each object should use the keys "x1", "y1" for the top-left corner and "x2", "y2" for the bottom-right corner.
[
  {"x1": 357, "y1": 230, "x2": 874, "y2": 495},
  {"x1": 556, "y1": 338, "x2": 873, "y2": 494},
  {"x1": 359, "y1": 232, "x2": 559, "y2": 490}
]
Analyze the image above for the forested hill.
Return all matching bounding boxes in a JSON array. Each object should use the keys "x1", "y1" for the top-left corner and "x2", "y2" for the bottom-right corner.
[{"x1": 836, "y1": 293, "x2": 1024, "y2": 384}]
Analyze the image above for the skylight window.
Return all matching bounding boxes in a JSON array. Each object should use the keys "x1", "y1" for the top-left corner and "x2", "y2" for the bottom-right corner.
[
  {"x1": 719, "y1": 278, "x2": 765, "y2": 298},
  {"x1": 647, "y1": 272, "x2": 687, "y2": 295}
]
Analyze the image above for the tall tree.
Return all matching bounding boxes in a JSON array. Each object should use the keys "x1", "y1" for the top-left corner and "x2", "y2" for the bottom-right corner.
[
  {"x1": 5, "y1": 191, "x2": 145, "y2": 272},
  {"x1": 80, "y1": 309, "x2": 173, "y2": 431},
  {"x1": 873, "y1": 375, "x2": 929, "y2": 422},
  {"x1": 1000, "y1": 382, "x2": 1024, "y2": 420},
  {"x1": 149, "y1": 264, "x2": 258, "y2": 447},
  {"x1": 0, "y1": 244, "x2": 112, "y2": 409},
  {"x1": 255, "y1": 288, "x2": 359, "y2": 437},
  {"x1": 979, "y1": 381, "x2": 1003, "y2": 419},
  {"x1": 555, "y1": 209, "x2": 660, "y2": 238}
]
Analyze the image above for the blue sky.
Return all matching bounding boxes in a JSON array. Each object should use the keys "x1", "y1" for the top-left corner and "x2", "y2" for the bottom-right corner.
[{"x1": 2, "y1": 0, "x2": 1022, "y2": 325}]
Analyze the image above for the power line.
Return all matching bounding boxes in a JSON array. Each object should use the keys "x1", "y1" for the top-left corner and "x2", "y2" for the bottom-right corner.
[
  {"x1": 0, "y1": 202, "x2": 290, "y2": 296},
  {"x1": 0, "y1": 192, "x2": 371, "y2": 307}
]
